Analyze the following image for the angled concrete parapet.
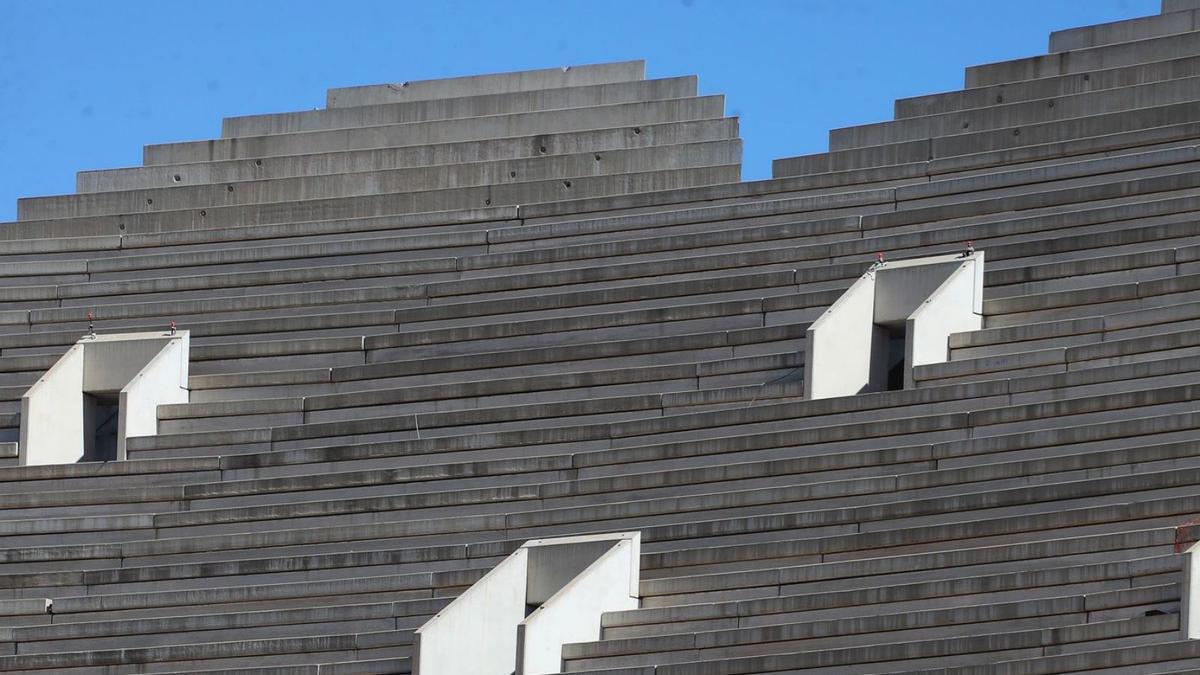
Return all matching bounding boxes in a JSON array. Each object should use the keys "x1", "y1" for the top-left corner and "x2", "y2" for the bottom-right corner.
[
  {"x1": 19, "y1": 330, "x2": 190, "y2": 465},
  {"x1": 414, "y1": 531, "x2": 640, "y2": 675},
  {"x1": 805, "y1": 251, "x2": 983, "y2": 399}
]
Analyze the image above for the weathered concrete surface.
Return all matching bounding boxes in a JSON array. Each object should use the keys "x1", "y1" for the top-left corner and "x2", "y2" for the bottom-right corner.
[
  {"x1": 25, "y1": 141, "x2": 743, "y2": 220},
  {"x1": 143, "y1": 96, "x2": 727, "y2": 166},
  {"x1": 0, "y1": 3, "x2": 1197, "y2": 674},
  {"x1": 79, "y1": 118, "x2": 740, "y2": 193},
  {"x1": 226, "y1": 76, "x2": 697, "y2": 138},
  {"x1": 326, "y1": 60, "x2": 646, "y2": 107}
]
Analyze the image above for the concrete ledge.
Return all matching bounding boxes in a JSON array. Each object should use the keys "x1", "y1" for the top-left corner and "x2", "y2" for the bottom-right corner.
[
  {"x1": 326, "y1": 60, "x2": 645, "y2": 107},
  {"x1": 830, "y1": 77, "x2": 1200, "y2": 151},
  {"x1": 3, "y1": 165, "x2": 742, "y2": 240},
  {"x1": 966, "y1": 30, "x2": 1200, "y2": 88},
  {"x1": 1050, "y1": 9, "x2": 1200, "y2": 52},
  {"x1": 776, "y1": 102, "x2": 1200, "y2": 177},
  {"x1": 82, "y1": 119, "x2": 740, "y2": 196},
  {"x1": 30, "y1": 140, "x2": 744, "y2": 220},
  {"x1": 896, "y1": 53, "x2": 1200, "y2": 118},
  {"x1": 226, "y1": 75, "x2": 695, "y2": 137},
  {"x1": 144, "y1": 96, "x2": 724, "y2": 166}
]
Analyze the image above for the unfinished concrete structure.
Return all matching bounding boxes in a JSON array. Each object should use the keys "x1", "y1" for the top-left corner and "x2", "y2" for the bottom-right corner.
[{"x1": 1, "y1": 1, "x2": 1200, "y2": 671}]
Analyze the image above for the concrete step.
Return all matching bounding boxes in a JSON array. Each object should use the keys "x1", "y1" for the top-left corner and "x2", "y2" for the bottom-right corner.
[
  {"x1": 79, "y1": 427, "x2": 1195, "y2": 564},
  {"x1": 832, "y1": 74, "x2": 1200, "y2": 151},
  {"x1": 162, "y1": 351, "x2": 801, "y2": 433},
  {"x1": 26, "y1": 140, "x2": 742, "y2": 220},
  {"x1": 640, "y1": 524, "x2": 1172, "y2": 585},
  {"x1": 80, "y1": 117, "x2": 738, "y2": 194},
  {"x1": 966, "y1": 29, "x2": 1200, "y2": 88},
  {"x1": 189, "y1": 324, "x2": 803, "y2": 401},
  {"x1": 896, "y1": 53, "x2": 1200, "y2": 119},
  {"x1": 56, "y1": 445, "x2": 1200, "y2": 562},
  {"x1": 775, "y1": 100, "x2": 1200, "y2": 177},
  {"x1": 6, "y1": 600, "x2": 435, "y2": 654},
  {"x1": 222, "y1": 75, "x2": 696, "y2": 138},
  {"x1": 563, "y1": 614, "x2": 1176, "y2": 673},
  {"x1": 142, "y1": 96, "x2": 724, "y2": 167},
  {"x1": 0, "y1": 454, "x2": 1185, "y2": 595},
  {"x1": 1050, "y1": 8, "x2": 1200, "y2": 52},
  {"x1": 1, "y1": 164, "x2": 741, "y2": 241},
  {"x1": 881, "y1": 639, "x2": 1200, "y2": 675},
  {"x1": 8, "y1": 162, "x2": 1192, "y2": 321},
  {"x1": 569, "y1": 588, "x2": 1175, "y2": 667},
  {"x1": 87, "y1": 381, "x2": 1200, "y2": 523},
  {"x1": 324, "y1": 60, "x2": 645, "y2": 108},
  {"x1": 124, "y1": 355, "x2": 1200, "y2": 475},
  {"x1": 0, "y1": 629, "x2": 410, "y2": 673}
]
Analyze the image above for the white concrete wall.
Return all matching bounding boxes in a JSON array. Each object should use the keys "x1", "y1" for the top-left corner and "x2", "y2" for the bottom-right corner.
[
  {"x1": 527, "y1": 538, "x2": 618, "y2": 604},
  {"x1": 805, "y1": 252, "x2": 984, "y2": 399},
  {"x1": 874, "y1": 259, "x2": 964, "y2": 324},
  {"x1": 905, "y1": 257, "x2": 984, "y2": 388},
  {"x1": 517, "y1": 539, "x2": 639, "y2": 675},
  {"x1": 19, "y1": 331, "x2": 190, "y2": 465},
  {"x1": 414, "y1": 532, "x2": 641, "y2": 675},
  {"x1": 414, "y1": 548, "x2": 528, "y2": 675},
  {"x1": 19, "y1": 345, "x2": 85, "y2": 466},
  {"x1": 119, "y1": 337, "x2": 190, "y2": 460},
  {"x1": 1184, "y1": 540, "x2": 1200, "y2": 639},
  {"x1": 83, "y1": 337, "x2": 175, "y2": 392},
  {"x1": 804, "y1": 272, "x2": 876, "y2": 399}
]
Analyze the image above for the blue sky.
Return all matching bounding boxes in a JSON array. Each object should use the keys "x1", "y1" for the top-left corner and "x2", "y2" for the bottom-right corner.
[{"x1": 0, "y1": 0, "x2": 1160, "y2": 223}]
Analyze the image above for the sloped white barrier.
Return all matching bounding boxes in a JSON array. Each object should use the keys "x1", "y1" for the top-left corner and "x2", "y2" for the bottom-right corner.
[
  {"x1": 414, "y1": 532, "x2": 640, "y2": 675},
  {"x1": 19, "y1": 330, "x2": 189, "y2": 465},
  {"x1": 805, "y1": 251, "x2": 984, "y2": 399}
]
